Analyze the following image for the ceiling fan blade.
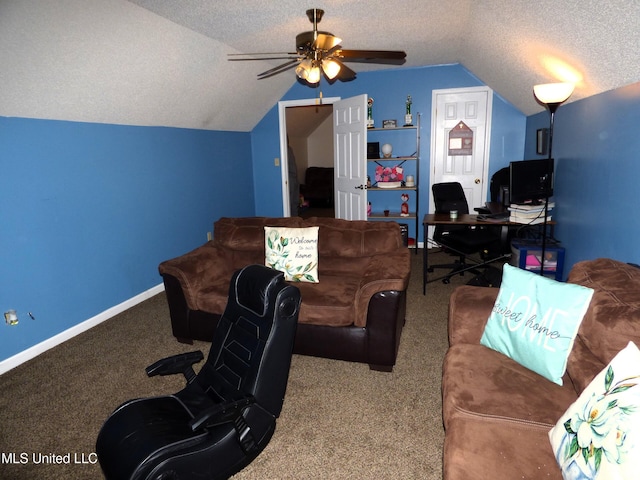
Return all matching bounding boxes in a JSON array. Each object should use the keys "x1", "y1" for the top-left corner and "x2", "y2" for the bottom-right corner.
[
  {"x1": 336, "y1": 49, "x2": 407, "y2": 65},
  {"x1": 229, "y1": 56, "x2": 298, "y2": 62},
  {"x1": 257, "y1": 59, "x2": 300, "y2": 79},
  {"x1": 228, "y1": 52, "x2": 297, "y2": 57},
  {"x1": 333, "y1": 59, "x2": 356, "y2": 81}
]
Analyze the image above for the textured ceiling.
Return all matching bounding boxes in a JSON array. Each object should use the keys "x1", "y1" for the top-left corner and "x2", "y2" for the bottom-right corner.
[{"x1": 1, "y1": 0, "x2": 639, "y2": 131}]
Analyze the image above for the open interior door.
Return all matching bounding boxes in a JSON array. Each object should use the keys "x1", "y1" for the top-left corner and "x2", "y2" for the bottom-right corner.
[{"x1": 333, "y1": 94, "x2": 367, "y2": 220}]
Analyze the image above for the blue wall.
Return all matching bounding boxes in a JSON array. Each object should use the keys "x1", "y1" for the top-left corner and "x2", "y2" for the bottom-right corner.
[
  {"x1": 524, "y1": 82, "x2": 640, "y2": 271},
  {"x1": 250, "y1": 64, "x2": 526, "y2": 243},
  {"x1": 0, "y1": 117, "x2": 254, "y2": 362}
]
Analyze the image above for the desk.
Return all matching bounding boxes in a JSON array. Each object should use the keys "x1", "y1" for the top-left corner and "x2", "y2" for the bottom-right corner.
[{"x1": 422, "y1": 213, "x2": 556, "y2": 294}]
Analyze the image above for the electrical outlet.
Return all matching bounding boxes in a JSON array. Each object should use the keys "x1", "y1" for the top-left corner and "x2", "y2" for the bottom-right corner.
[{"x1": 274, "y1": 157, "x2": 280, "y2": 166}]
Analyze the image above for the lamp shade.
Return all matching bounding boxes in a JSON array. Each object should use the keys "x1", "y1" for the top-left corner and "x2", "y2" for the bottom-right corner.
[{"x1": 533, "y1": 83, "x2": 575, "y2": 105}]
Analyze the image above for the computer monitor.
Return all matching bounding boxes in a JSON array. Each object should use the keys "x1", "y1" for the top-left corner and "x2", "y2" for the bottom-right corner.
[{"x1": 509, "y1": 159, "x2": 554, "y2": 205}]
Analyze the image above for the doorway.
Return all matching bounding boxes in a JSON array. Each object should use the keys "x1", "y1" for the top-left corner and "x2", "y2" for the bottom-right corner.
[
  {"x1": 429, "y1": 86, "x2": 493, "y2": 209},
  {"x1": 278, "y1": 98, "x2": 339, "y2": 217},
  {"x1": 427, "y1": 86, "x2": 493, "y2": 243}
]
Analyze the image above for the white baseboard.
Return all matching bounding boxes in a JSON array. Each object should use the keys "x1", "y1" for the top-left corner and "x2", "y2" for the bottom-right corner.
[{"x1": 0, "y1": 283, "x2": 165, "y2": 376}]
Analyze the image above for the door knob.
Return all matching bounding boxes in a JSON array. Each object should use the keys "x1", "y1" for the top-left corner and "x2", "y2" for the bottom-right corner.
[
  {"x1": 355, "y1": 184, "x2": 365, "y2": 190},
  {"x1": 475, "y1": 178, "x2": 481, "y2": 184}
]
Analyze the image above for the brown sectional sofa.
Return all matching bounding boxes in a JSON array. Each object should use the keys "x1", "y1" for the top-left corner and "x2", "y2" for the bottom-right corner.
[
  {"x1": 442, "y1": 258, "x2": 640, "y2": 478},
  {"x1": 159, "y1": 216, "x2": 411, "y2": 371}
]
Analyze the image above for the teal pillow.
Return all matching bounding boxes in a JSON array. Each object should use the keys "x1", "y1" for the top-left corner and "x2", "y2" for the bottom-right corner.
[{"x1": 480, "y1": 264, "x2": 594, "y2": 385}]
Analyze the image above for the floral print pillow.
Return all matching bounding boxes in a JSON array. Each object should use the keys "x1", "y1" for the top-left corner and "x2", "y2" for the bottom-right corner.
[
  {"x1": 264, "y1": 226, "x2": 319, "y2": 283},
  {"x1": 549, "y1": 341, "x2": 640, "y2": 479}
]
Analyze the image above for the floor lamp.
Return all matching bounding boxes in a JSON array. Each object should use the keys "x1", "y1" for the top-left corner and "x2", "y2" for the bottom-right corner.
[{"x1": 532, "y1": 82, "x2": 574, "y2": 276}]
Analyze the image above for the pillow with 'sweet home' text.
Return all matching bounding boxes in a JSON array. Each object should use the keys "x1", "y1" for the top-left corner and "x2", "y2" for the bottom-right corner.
[{"x1": 480, "y1": 264, "x2": 594, "y2": 385}]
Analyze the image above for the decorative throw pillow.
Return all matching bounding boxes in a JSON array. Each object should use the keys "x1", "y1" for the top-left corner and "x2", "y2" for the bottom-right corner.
[
  {"x1": 480, "y1": 264, "x2": 594, "y2": 385},
  {"x1": 549, "y1": 341, "x2": 640, "y2": 479},
  {"x1": 264, "y1": 226, "x2": 319, "y2": 283}
]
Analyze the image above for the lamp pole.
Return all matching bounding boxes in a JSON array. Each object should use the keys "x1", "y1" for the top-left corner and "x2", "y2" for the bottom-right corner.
[
  {"x1": 533, "y1": 82, "x2": 574, "y2": 278},
  {"x1": 539, "y1": 103, "x2": 557, "y2": 276}
]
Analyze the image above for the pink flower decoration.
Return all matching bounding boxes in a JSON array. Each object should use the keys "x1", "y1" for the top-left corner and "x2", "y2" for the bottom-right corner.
[{"x1": 375, "y1": 165, "x2": 404, "y2": 182}]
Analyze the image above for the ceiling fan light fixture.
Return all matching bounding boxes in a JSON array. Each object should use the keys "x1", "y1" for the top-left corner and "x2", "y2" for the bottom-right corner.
[
  {"x1": 295, "y1": 59, "x2": 313, "y2": 80},
  {"x1": 306, "y1": 65, "x2": 321, "y2": 84},
  {"x1": 322, "y1": 59, "x2": 341, "y2": 80},
  {"x1": 230, "y1": 9, "x2": 406, "y2": 84}
]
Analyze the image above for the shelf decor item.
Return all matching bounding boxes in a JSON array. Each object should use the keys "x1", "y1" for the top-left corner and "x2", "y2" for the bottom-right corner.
[
  {"x1": 375, "y1": 165, "x2": 403, "y2": 188},
  {"x1": 367, "y1": 97, "x2": 375, "y2": 128},
  {"x1": 401, "y1": 193, "x2": 410, "y2": 216},
  {"x1": 383, "y1": 119, "x2": 397, "y2": 128},
  {"x1": 381, "y1": 143, "x2": 393, "y2": 158},
  {"x1": 404, "y1": 95, "x2": 413, "y2": 126}
]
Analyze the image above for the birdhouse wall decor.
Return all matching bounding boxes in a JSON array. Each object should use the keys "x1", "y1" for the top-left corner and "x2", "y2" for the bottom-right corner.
[{"x1": 448, "y1": 121, "x2": 473, "y2": 156}]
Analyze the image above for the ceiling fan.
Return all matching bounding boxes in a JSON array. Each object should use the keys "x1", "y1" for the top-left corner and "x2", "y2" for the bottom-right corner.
[{"x1": 228, "y1": 8, "x2": 406, "y2": 85}]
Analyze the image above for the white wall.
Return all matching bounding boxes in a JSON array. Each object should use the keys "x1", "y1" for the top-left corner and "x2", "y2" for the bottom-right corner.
[{"x1": 307, "y1": 115, "x2": 334, "y2": 168}]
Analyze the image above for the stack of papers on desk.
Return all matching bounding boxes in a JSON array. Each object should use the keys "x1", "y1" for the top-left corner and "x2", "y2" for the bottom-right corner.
[{"x1": 508, "y1": 203, "x2": 554, "y2": 224}]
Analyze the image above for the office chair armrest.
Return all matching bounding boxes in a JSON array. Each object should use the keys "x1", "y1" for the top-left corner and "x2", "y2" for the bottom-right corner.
[
  {"x1": 189, "y1": 395, "x2": 256, "y2": 432},
  {"x1": 145, "y1": 350, "x2": 204, "y2": 383}
]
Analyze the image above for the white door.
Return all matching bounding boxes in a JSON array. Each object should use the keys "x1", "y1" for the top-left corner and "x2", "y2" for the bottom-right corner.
[
  {"x1": 430, "y1": 87, "x2": 493, "y2": 212},
  {"x1": 333, "y1": 94, "x2": 368, "y2": 220}
]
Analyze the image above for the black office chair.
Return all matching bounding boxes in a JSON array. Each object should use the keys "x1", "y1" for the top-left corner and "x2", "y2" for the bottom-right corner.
[
  {"x1": 490, "y1": 166, "x2": 511, "y2": 204},
  {"x1": 429, "y1": 182, "x2": 501, "y2": 283},
  {"x1": 96, "y1": 265, "x2": 301, "y2": 480},
  {"x1": 475, "y1": 167, "x2": 511, "y2": 214}
]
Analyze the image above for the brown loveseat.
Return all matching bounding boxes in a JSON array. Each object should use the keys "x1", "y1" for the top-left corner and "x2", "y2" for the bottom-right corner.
[
  {"x1": 159, "y1": 216, "x2": 410, "y2": 371},
  {"x1": 442, "y1": 258, "x2": 640, "y2": 478}
]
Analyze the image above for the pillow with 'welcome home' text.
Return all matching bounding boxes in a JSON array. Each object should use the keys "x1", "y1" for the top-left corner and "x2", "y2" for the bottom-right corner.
[
  {"x1": 480, "y1": 264, "x2": 594, "y2": 385},
  {"x1": 264, "y1": 226, "x2": 319, "y2": 283}
]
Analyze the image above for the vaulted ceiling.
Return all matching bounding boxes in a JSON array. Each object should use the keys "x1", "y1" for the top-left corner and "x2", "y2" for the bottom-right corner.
[{"x1": 1, "y1": 1, "x2": 638, "y2": 132}]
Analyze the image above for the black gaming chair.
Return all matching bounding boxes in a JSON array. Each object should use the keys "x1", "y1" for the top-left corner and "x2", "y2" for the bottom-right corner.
[
  {"x1": 429, "y1": 182, "x2": 501, "y2": 283},
  {"x1": 96, "y1": 264, "x2": 301, "y2": 480}
]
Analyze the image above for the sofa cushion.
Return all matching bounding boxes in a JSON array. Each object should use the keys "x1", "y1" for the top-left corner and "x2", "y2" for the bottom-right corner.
[
  {"x1": 568, "y1": 259, "x2": 640, "y2": 371},
  {"x1": 480, "y1": 264, "x2": 594, "y2": 385},
  {"x1": 444, "y1": 414, "x2": 563, "y2": 479},
  {"x1": 214, "y1": 217, "x2": 302, "y2": 251},
  {"x1": 307, "y1": 217, "x2": 404, "y2": 257},
  {"x1": 549, "y1": 341, "x2": 640, "y2": 479},
  {"x1": 443, "y1": 343, "x2": 578, "y2": 428},
  {"x1": 196, "y1": 271, "x2": 360, "y2": 328},
  {"x1": 294, "y1": 274, "x2": 361, "y2": 327},
  {"x1": 264, "y1": 226, "x2": 319, "y2": 282},
  {"x1": 442, "y1": 343, "x2": 575, "y2": 479}
]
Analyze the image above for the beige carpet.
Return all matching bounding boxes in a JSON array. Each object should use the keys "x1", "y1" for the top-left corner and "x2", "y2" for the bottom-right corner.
[{"x1": 0, "y1": 250, "x2": 482, "y2": 479}]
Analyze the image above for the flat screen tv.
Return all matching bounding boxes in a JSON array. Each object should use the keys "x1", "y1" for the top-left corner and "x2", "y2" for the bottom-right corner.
[{"x1": 509, "y1": 159, "x2": 554, "y2": 205}]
